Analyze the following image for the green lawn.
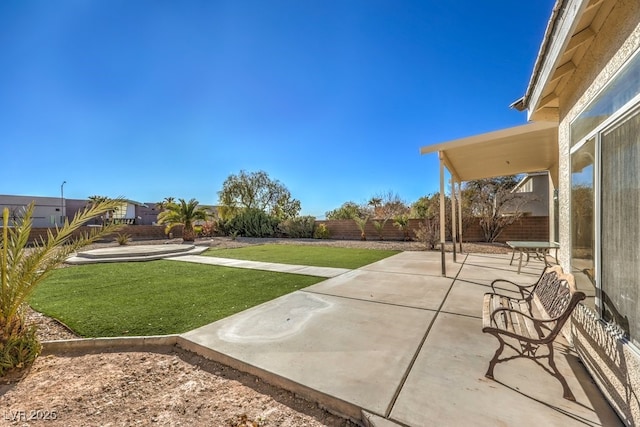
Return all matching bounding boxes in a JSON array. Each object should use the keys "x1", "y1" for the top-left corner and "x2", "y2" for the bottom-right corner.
[
  {"x1": 204, "y1": 244, "x2": 399, "y2": 269},
  {"x1": 30, "y1": 261, "x2": 323, "y2": 337}
]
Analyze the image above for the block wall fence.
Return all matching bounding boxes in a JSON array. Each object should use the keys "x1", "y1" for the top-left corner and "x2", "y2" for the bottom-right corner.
[
  {"x1": 27, "y1": 225, "x2": 183, "y2": 244},
  {"x1": 315, "y1": 216, "x2": 549, "y2": 242},
  {"x1": 26, "y1": 217, "x2": 547, "y2": 244}
]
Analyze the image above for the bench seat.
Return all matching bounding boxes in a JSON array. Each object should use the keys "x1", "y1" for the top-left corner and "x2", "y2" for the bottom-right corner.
[{"x1": 482, "y1": 266, "x2": 585, "y2": 400}]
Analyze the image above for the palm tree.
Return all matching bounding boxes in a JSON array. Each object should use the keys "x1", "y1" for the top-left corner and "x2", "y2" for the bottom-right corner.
[
  {"x1": 155, "y1": 197, "x2": 175, "y2": 212},
  {"x1": 372, "y1": 220, "x2": 385, "y2": 240},
  {"x1": 368, "y1": 197, "x2": 383, "y2": 218},
  {"x1": 353, "y1": 216, "x2": 368, "y2": 241},
  {"x1": 0, "y1": 199, "x2": 124, "y2": 377},
  {"x1": 156, "y1": 198, "x2": 209, "y2": 242},
  {"x1": 393, "y1": 214, "x2": 411, "y2": 241}
]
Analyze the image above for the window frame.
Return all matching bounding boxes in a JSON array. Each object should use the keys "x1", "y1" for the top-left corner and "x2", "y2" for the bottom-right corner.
[
  {"x1": 571, "y1": 99, "x2": 640, "y2": 351},
  {"x1": 569, "y1": 48, "x2": 640, "y2": 351}
]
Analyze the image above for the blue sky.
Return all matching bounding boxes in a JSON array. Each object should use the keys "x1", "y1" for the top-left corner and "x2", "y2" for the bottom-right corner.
[{"x1": 1, "y1": 1, "x2": 555, "y2": 218}]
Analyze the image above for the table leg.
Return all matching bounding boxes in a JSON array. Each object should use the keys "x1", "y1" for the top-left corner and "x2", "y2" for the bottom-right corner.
[
  {"x1": 543, "y1": 249, "x2": 551, "y2": 267},
  {"x1": 517, "y1": 249, "x2": 524, "y2": 274}
]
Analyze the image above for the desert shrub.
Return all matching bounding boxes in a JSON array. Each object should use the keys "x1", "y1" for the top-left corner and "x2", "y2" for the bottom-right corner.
[
  {"x1": 115, "y1": 233, "x2": 131, "y2": 245},
  {"x1": 278, "y1": 216, "x2": 316, "y2": 238},
  {"x1": 199, "y1": 220, "x2": 218, "y2": 237},
  {"x1": 0, "y1": 323, "x2": 41, "y2": 378},
  {"x1": 224, "y1": 209, "x2": 279, "y2": 238},
  {"x1": 413, "y1": 218, "x2": 440, "y2": 250},
  {"x1": 314, "y1": 223, "x2": 330, "y2": 239}
]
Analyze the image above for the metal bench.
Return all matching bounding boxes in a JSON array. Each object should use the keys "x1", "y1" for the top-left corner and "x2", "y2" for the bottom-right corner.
[{"x1": 482, "y1": 266, "x2": 586, "y2": 400}]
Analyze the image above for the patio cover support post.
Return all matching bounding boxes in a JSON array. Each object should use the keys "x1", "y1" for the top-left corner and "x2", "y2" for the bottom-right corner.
[
  {"x1": 547, "y1": 171, "x2": 555, "y2": 242},
  {"x1": 451, "y1": 177, "x2": 457, "y2": 262},
  {"x1": 457, "y1": 181, "x2": 463, "y2": 253},
  {"x1": 439, "y1": 152, "x2": 446, "y2": 276}
]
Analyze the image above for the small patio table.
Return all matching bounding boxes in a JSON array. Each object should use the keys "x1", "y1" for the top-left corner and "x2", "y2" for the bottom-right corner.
[{"x1": 506, "y1": 241, "x2": 559, "y2": 274}]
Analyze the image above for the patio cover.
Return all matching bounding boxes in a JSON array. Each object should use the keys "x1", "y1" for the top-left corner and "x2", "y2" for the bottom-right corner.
[
  {"x1": 419, "y1": 121, "x2": 559, "y2": 275},
  {"x1": 420, "y1": 121, "x2": 559, "y2": 185}
]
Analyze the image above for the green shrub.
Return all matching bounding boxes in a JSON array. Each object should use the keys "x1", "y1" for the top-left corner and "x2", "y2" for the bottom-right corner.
[
  {"x1": 278, "y1": 216, "x2": 316, "y2": 238},
  {"x1": 314, "y1": 223, "x2": 330, "y2": 239},
  {"x1": 217, "y1": 218, "x2": 229, "y2": 236},
  {"x1": 224, "y1": 209, "x2": 279, "y2": 237}
]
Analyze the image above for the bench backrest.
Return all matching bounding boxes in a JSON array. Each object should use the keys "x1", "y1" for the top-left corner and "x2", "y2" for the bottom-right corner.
[{"x1": 533, "y1": 266, "x2": 586, "y2": 333}]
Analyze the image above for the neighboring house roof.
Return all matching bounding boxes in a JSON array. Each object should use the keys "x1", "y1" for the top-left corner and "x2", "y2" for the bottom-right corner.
[
  {"x1": 119, "y1": 199, "x2": 148, "y2": 208},
  {"x1": 512, "y1": 0, "x2": 618, "y2": 121},
  {"x1": 511, "y1": 171, "x2": 548, "y2": 193}
]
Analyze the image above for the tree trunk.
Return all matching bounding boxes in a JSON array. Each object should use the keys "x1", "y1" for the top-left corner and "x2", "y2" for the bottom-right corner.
[{"x1": 182, "y1": 225, "x2": 195, "y2": 242}]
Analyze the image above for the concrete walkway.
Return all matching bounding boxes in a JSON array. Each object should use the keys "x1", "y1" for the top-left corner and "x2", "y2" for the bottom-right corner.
[
  {"x1": 66, "y1": 245, "x2": 349, "y2": 278},
  {"x1": 179, "y1": 251, "x2": 622, "y2": 426},
  {"x1": 168, "y1": 255, "x2": 351, "y2": 278}
]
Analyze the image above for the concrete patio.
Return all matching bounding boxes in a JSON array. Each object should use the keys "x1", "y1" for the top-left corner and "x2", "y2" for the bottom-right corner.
[{"x1": 179, "y1": 250, "x2": 622, "y2": 426}]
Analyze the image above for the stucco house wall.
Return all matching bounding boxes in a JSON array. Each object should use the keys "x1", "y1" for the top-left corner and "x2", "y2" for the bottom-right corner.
[
  {"x1": 0, "y1": 195, "x2": 65, "y2": 228},
  {"x1": 135, "y1": 203, "x2": 160, "y2": 225},
  {"x1": 556, "y1": 1, "x2": 640, "y2": 424},
  {"x1": 512, "y1": 172, "x2": 550, "y2": 217}
]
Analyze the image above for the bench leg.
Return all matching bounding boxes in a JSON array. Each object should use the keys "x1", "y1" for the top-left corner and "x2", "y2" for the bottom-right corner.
[
  {"x1": 485, "y1": 336, "x2": 504, "y2": 379},
  {"x1": 546, "y1": 343, "x2": 576, "y2": 401}
]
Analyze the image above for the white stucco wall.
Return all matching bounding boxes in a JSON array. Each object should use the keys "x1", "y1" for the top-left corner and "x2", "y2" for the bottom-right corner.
[
  {"x1": 112, "y1": 202, "x2": 136, "y2": 219},
  {"x1": 517, "y1": 174, "x2": 550, "y2": 217},
  {"x1": 0, "y1": 195, "x2": 65, "y2": 228}
]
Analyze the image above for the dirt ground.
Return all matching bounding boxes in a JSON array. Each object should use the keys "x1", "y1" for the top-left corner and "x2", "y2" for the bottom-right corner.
[
  {"x1": 0, "y1": 349, "x2": 356, "y2": 427},
  {"x1": 1, "y1": 237, "x2": 509, "y2": 426}
]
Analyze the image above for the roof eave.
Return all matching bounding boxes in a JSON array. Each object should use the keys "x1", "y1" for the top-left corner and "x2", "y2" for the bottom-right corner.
[{"x1": 519, "y1": 0, "x2": 590, "y2": 119}]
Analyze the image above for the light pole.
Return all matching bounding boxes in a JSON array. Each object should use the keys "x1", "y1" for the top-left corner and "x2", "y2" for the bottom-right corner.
[{"x1": 60, "y1": 181, "x2": 66, "y2": 225}]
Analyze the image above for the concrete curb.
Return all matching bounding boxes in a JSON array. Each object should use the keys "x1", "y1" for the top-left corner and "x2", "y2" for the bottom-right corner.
[{"x1": 41, "y1": 335, "x2": 179, "y2": 355}]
